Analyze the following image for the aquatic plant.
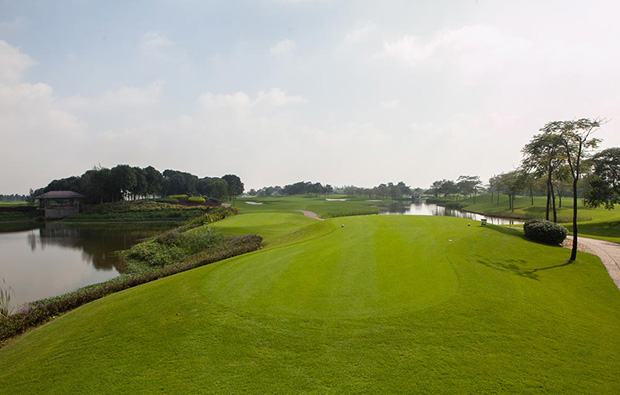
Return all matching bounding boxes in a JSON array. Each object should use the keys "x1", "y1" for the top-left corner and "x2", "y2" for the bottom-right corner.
[{"x1": 0, "y1": 279, "x2": 16, "y2": 318}]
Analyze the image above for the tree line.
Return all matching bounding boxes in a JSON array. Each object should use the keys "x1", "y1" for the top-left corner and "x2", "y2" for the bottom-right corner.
[
  {"x1": 249, "y1": 181, "x2": 414, "y2": 200},
  {"x1": 32, "y1": 165, "x2": 244, "y2": 205},
  {"x1": 0, "y1": 194, "x2": 28, "y2": 202}
]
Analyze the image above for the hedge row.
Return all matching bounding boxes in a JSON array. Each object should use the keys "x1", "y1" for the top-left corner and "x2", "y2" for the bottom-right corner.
[{"x1": 0, "y1": 234, "x2": 262, "y2": 344}]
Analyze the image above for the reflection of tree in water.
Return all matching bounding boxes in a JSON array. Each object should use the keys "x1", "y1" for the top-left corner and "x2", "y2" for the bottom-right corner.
[
  {"x1": 386, "y1": 202, "x2": 409, "y2": 214},
  {"x1": 31, "y1": 223, "x2": 172, "y2": 271}
]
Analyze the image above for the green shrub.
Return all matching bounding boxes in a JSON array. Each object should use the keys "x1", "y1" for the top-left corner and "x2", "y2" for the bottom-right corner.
[
  {"x1": 168, "y1": 195, "x2": 188, "y2": 202},
  {"x1": 129, "y1": 226, "x2": 226, "y2": 267},
  {"x1": 155, "y1": 198, "x2": 179, "y2": 204},
  {"x1": 523, "y1": 219, "x2": 568, "y2": 245},
  {"x1": 187, "y1": 197, "x2": 206, "y2": 205}
]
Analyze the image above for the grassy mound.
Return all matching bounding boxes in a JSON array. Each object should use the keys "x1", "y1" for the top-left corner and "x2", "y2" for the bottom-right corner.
[{"x1": 0, "y1": 215, "x2": 619, "y2": 394}]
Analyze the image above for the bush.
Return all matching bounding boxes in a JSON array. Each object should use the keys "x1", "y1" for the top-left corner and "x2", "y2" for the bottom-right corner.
[
  {"x1": 187, "y1": 197, "x2": 206, "y2": 205},
  {"x1": 168, "y1": 195, "x2": 188, "y2": 202},
  {"x1": 523, "y1": 219, "x2": 568, "y2": 245},
  {"x1": 155, "y1": 198, "x2": 179, "y2": 204}
]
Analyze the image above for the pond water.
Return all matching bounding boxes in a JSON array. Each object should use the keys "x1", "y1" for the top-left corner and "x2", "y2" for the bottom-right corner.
[
  {"x1": 381, "y1": 201, "x2": 523, "y2": 226},
  {"x1": 0, "y1": 222, "x2": 174, "y2": 305}
]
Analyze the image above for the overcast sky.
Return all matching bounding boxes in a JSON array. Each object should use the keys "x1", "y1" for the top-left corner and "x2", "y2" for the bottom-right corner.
[{"x1": 1, "y1": 0, "x2": 619, "y2": 194}]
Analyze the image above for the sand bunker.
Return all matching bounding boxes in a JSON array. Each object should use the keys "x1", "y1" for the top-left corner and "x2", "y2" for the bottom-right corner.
[
  {"x1": 326, "y1": 198, "x2": 347, "y2": 201},
  {"x1": 245, "y1": 201, "x2": 263, "y2": 205}
]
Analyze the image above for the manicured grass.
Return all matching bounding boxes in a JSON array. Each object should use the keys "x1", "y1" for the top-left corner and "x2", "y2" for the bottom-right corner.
[
  {"x1": 236, "y1": 195, "x2": 386, "y2": 218},
  {"x1": 566, "y1": 220, "x2": 620, "y2": 243},
  {"x1": 1, "y1": 214, "x2": 619, "y2": 394},
  {"x1": 0, "y1": 201, "x2": 34, "y2": 207}
]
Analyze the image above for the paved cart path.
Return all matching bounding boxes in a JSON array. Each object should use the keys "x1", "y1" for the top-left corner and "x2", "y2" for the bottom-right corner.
[{"x1": 566, "y1": 236, "x2": 620, "y2": 291}]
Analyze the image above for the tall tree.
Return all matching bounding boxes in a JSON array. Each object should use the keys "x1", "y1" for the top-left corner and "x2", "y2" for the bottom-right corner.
[
  {"x1": 496, "y1": 170, "x2": 526, "y2": 212},
  {"x1": 521, "y1": 131, "x2": 565, "y2": 222},
  {"x1": 457, "y1": 175, "x2": 482, "y2": 204},
  {"x1": 143, "y1": 166, "x2": 163, "y2": 198},
  {"x1": 222, "y1": 174, "x2": 244, "y2": 204},
  {"x1": 551, "y1": 119, "x2": 603, "y2": 262},
  {"x1": 586, "y1": 147, "x2": 620, "y2": 209}
]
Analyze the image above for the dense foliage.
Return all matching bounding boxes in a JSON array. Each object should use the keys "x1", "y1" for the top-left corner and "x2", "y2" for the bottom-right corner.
[
  {"x1": 33, "y1": 165, "x2": 242, "y2": 204},
  {"x1": 586, "y1": 147, "x2": 620, "y2": 209},
  {"x1": 523, "y1": 219, "x2": 568, "y2": 245}
]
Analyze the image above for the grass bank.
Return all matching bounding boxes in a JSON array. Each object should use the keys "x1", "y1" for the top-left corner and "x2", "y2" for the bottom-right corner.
[
  {"x1": 0, "y1": 207, "x2": 262, "y2": 342},
  {"x1": 1, "y1": 212, "x2": 618, "y2": 393}
]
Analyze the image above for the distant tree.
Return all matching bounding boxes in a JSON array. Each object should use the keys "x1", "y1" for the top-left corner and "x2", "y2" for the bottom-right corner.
[
  {"x1": 144, "y1": 166, "x2": 163, "y2": 198},
  {"x1": 110, "y1": 165, "x2": 137, "y2": 201},
  {"x1": 222, "y1": 174, "x2": 244, "y2": 203},
  {"x1": 428, "y1": 180, "x2": 443, "y2": 198},
  {"x1": 457, "y1": 175, "x2": 482, "y2": 204},
  {"x1": 496, "y1": 170, "x2": 526, "y2": 212},
  {"x1": 131, "y1": 167, "x2": 148, "y2": 200},
  {"x1": 551, "y1": 118, "x2": 603, "y2": 262},
  {"x1": 438, "y1": 179, "x2": 457, "y2": 200}
]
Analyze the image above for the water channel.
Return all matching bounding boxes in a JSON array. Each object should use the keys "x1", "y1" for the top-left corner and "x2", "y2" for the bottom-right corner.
[
  {"x1": 381, "y1": 200, "x2": 523, "y2": 226},
  {"x1": 0, "y1": 222, "x2": 174, "y2": 305}
]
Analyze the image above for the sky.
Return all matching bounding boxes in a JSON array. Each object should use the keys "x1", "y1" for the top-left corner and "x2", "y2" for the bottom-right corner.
[{"x1": 1, "y1": 0, "x2": 619, "y2": 194}]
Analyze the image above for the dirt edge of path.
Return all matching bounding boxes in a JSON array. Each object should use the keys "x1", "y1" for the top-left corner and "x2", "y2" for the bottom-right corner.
[{"x1": 296, "y1": 210, "x2": 323, "y2": 221}]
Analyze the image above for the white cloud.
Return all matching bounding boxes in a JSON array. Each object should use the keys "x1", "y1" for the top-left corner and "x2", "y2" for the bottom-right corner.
[
  {"x1": 380, "y1": 99, "x2": 400, "y2": 110},
  {"x1": 0, "y1": 40, "x2": 36, "y2": 84},
  {"x1": 344, "y1": 22, "x2": 377, "y2": 44},
  {"x1": 140, "y1": 31, "x2": 174, "y2": 58},
  {"x1": 381, "y1": 25, "x2": 532, "y2": 78},
  {"x1": 270, "y1": 39, "x2": 297, "y2": 56},
  {"x1": 198, "y1": 88, "x2": 306, "y2": 111},
  {"x1": 0, "y1": 41, "x2": 88, "y2": 193},
  {"x1": 63, "y1": 82, "x2": 163, "y2": 112}
]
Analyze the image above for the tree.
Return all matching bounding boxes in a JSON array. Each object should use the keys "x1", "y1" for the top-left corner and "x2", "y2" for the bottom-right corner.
[
  {"x1": 131, "y1": 167, "x2": 148, "y2": 200},
  {"x1": 496, "y1": 170, "x2": 526, "y2": 212},
  {"x1": 521, "y1": 131, "x2": 565, "y2": 222},
  {"x1": 457, "y1": 175, "x2": 482, "y2": 204},
  {"x1": 488, "y1": 175, "x2": 500, "y2": 204},
  {"x1": 110, "y1": 165, "x2": 137, "y2": 201},
  {"x1": 144, "y1": 166, "x2": 163, "y2": 198},
  {"x1": 222, "y1": 174, "x2": 244, "y2": 203},
  {"x1": 551, "y1": 119, "x2": 603, "y2": 262},
  {"x1": 586, "y1": 147, "x2": 620, "y2": 209}
]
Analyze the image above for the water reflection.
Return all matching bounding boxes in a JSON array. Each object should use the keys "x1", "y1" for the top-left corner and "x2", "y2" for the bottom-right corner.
[
  {"x1": 381, "y1": 201, "x2": 523, "y2": 225},
  {"x1": 0, "y1": 223, "x2": 173, "y2": 304}
]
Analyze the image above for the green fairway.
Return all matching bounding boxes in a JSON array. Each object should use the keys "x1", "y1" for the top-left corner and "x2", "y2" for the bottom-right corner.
[
  {"x1": 235, "y1": 195, "x2": 385, "y2": 218},
  {"x1": 1, "y1": 211, "x2": 619, "y2": 394}
]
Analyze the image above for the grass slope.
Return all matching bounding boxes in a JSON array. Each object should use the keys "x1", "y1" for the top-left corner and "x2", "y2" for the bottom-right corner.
[{"x1": 1, "y1": 214, "x2": 619, "y2": 394}]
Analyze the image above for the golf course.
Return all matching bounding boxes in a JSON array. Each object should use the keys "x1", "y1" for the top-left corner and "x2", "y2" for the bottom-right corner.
[{"x1": 1, "y1": 198, "x2": 619, "y2": 394}]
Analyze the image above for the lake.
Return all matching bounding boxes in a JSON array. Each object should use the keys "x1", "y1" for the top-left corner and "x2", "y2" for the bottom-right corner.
[
  {"x1": 0, "y1": 222, "x2": 174, "y2": 305},
  {"x1": 381, "y1": 201, "x2": 523, "y2": 225}
]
